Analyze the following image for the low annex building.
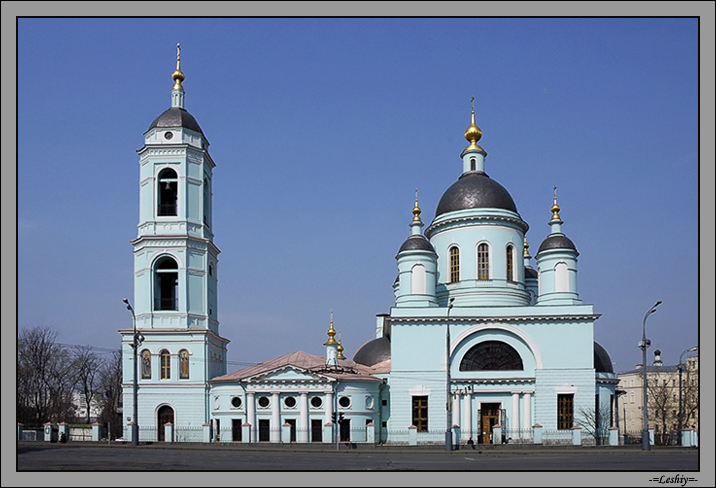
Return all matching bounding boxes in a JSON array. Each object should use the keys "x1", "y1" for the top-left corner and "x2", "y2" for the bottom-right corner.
[{"x1": 120, "y1": 47, "x2": 618, "y2": 445}]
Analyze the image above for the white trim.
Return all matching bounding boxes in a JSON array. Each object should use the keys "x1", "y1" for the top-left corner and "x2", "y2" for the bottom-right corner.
[{"x1": 450, "y1": 323, "x2": 544, "y2": 369}]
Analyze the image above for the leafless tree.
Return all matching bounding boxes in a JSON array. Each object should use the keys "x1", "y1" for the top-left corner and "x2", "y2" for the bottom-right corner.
[
  {"x1": 17, "y1": 327, "x2": 76, "y2": 425},
  {"x1": 647, "y1": 375, "x2": 678, "y2": 443},
  {"x1": 97, "y1": 349, "x2": 123, "y2": 439},
  {"x1": 575, "y1": 403, "x2": 612, "y2": 445},
  {"x1": 71, "y1": 345, "x2": 101, "y2": 424}
]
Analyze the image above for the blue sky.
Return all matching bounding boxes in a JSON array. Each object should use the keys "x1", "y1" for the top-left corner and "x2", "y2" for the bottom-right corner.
[{"x1": 14, "y1": 16, "x2": 704, "y2": 374}]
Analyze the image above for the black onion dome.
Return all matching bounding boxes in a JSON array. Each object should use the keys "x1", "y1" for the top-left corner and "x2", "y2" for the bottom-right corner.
[
  {"x1": 594, "y1": 342, "x2": 614, "y2": 373},
  {"x1": 537, "y1": 233, "x2": 578, "y2": 255},
  {"x1": 525, "y1": 267, "x2": 538, "y2": 279},
  {"x1": 148, "y1": 107, "x2": 203, "y2": 134},
  {"x1": 435, "y1": 172, "x2": 518, "y2": 217},
  {"x1": 353, "y1": 336, "x2": 391, "y2": 367},
  {"x1": 398, "y1": 235, "x2": 436, "y2": 253}
]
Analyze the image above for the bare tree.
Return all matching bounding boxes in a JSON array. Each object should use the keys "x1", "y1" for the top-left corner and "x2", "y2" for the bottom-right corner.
[
  {"x1": 97, "y1": 349, "x2": 123, "y2": 439},
  {"x1": 647, "y1": 375, "x2": 678, "y2": 443},
  {"x1": 71, "y1": 345, "x2": 101, "y2": 424},
  {"x1": 575, "y1": 403, "x2": 612, "y2": 445},
  {"x1": 17, "y1": 327, "x2": 76, "y2": 425}
]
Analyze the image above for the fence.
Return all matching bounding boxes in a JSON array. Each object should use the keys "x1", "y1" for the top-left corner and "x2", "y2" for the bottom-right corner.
[
  {"x1": 502, "y1": 428, "x2": 533, "y2": 444},
  {"x1": 541, "y1": 429, "x2": 573, "y2": 445}
]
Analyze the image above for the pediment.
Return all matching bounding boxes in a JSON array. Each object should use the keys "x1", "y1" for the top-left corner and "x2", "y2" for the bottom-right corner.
[{"x1": 244, "y1": 365, "x2": 332, "y2": 383}]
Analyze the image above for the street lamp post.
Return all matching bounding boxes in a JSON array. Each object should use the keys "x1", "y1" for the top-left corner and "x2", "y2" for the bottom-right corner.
[
  {"x1": 445, "y1": 297, "x2": 455, "y2": 452},
  {"x1": 677, "y1": 346, "x2": 697, "y2": 446},
  {"x1": 123, "y1": 298, "x2": 143, "y2": 446},
  {"x1": 639, "y1": 300, "x2": 661, "y2": 451}
]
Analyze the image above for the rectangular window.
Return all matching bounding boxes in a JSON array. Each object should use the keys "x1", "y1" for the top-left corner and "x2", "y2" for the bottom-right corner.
[
  {"x1": 412, "y1": 396, "x2": 429, "y2": 432},
  {"x1": 557, "y1": 394, "x2": 574, "y2": 430}
]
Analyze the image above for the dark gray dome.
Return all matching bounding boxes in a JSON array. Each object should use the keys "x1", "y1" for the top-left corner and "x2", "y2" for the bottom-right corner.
[
  {"x1": 148, "y1": 107, "x2": 203, "y2": 134},
  {"x1": 594, "y1": 342, "x2": 614, "y2": 373},
  {"x1": 525, "y1": 266, "x2": 538, "y2": 279},
  {"x1": 398, "y1": 235, "x2": 435, "y2": 254},
  {"x1": 436, "y1": 172, "x2": 518, "y2": 217},
  {"x1": 353, "y1": 336, "x2": 391, "y2": 367},
  {"x1": 537, "y1": 233, "x2": 578, "y2": 255}
]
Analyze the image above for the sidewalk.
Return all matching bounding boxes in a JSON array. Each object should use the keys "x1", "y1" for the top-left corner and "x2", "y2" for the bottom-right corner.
[{"x1": 18, "y1": 440, "x2": 695, "y2": 455}]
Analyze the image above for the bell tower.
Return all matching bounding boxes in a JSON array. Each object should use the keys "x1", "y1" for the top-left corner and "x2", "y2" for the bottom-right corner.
[{"x1": 122, "y1": 45, "x2": 229, "y2": 435}]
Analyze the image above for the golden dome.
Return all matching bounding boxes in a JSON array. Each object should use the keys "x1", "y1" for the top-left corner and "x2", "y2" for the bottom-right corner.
[
  {"x1": 550, "y1": 186, "x2": 561, "y2": 221},
  {"x1": 323, "y1": 309, "x2": 338, "y2": 346},
  {"x1": 464, "y1": 96, "x2": 483, "y2": 151},
  {"x1": 172, "y1": 43, "x2": 185, "y2": 90},
  {"x1": 523, "y1": 236, "x2": 530, "y2": 257},
  {"x1": 412, "y1": 188, "x2": 422, "y2": 222},
  {"x1": 337, "y1": 338, "x2": 346, "y2": 360}
]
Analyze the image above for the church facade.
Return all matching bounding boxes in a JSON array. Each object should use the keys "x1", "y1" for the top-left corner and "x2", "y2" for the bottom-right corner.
[{"x1": 121, "y1": 48, "x2": 618, "y2": 445}]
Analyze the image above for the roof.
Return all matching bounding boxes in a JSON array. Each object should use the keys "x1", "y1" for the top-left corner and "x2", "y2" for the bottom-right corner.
[
  {"x1": 398, "y1": 235, "x2": 435, "y2": 253},
  {"x1": 353, "y1": 336, "x2": 391, "y2": 367},
  {"x1": 148, "y1": 107, "x2": 204, "y2": 134},
  {"x1": 435, "y1": 171, "x2": 518, "y2": 217},
  {"x1": 593, "y1": 341, "x2": 614, "y2": 373},
  {"x1": 212, "y1": 350, "x2": 384, "y2": 383},
  {"x1": 537, "y1": 233, "x2": 578, "y2": 255}
]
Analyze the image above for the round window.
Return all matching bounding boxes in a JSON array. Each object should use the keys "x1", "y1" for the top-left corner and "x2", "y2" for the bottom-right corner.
[
  {"x1": 284, "y1": 396, "x2": 297, "y2": 408},
  {"x1": 365, "y1": 396, "x2": 374, "y2": 410},
  {"x1": 257, "y1": 396, "x2": 270, "y2": 408},
  {"x1": 310, "y1": 396, "x2": 323, "y2": 408},
  {"x1": 231, "y1": 396, "x2": 242, "y2": 409},
  {"x1": 338, "y1": 396, "x2": 351, "y2": 408},
  {"x1": 164, "y1": 131, "x2": 173, "y2": 140}
]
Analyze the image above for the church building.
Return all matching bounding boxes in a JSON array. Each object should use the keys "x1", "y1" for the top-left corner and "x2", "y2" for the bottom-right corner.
[{"x1": 121, "y1": 47, "x2": 618, "y2": 446}]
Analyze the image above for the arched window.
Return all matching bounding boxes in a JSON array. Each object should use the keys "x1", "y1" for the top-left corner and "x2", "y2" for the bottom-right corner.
[
  {"x1": 506, "y1": 245, "x2": 515, "y2": 282},
  {"x1": 154, "y1": 256, "x2": 178, "y2": 311},
  {"x1": 459, "y1": 341, "x2": 524, "y2": 371},
  {"x1": 555, "y1": 262, "x2": 569, "y2": 292},
  {"x1": 179, "y1": 349, "x2": 189, "y2": 379},
  {"x1": 160, "y1": 349, "x2": 171, "y2": 380},
  {"x1": 157, "y1": 168, "x2": 178, "y2": 216},
  {"x1": 141, "y1": 350, "x2": 151, "y2": 379},
  {"x1": 470, "y1": 158, "x2": 476, "y2": 171},
  {"x1": 477, "y1": 243, "x2": 489, "y2": 280},
  {"x1": 411, "y1": 264, "x2": 426, "y2": 295},
  {"x1": 449, "y1": 246, "x2": 460, "y2": 283}
]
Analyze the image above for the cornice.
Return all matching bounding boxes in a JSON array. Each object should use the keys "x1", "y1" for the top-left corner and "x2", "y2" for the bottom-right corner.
[
  {"x1": 426, "y1": 213, "x2": 529, "y2": 238},
  {"x1": 390, "y1": 314, "x2": 601, "y2": 324}
]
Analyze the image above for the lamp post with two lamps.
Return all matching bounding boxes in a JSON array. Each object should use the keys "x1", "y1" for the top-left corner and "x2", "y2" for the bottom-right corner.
[
  {"x1": 677, "y1": 345, "x2": 697, "y2": 446},
  {"x1": 639, "y1": 300, "x2": 661, "y2": 451},
  {"x1": 123, "y1": 298, "x2": 144, "y2": 446}
]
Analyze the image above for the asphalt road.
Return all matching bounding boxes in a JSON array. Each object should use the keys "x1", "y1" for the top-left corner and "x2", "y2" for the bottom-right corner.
[{"x1": 16, "y1": 443, "x2": 700, "y2": 472}]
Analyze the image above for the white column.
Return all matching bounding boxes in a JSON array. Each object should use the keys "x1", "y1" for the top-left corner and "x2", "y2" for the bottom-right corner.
[
  {"x1": 299, "y1": 392, "x2": 309, "y2": 443},
  {"x1": 522, "y1": 392, "x2": 532, "y2": 438},
  {"x1": 512, "y1": 392, "x2": 520, "y2": 436},
  {"x1": 246, "y1": 392, "x2": 255, "y2": 443},
  {"x1": 271, "y1": 392, "x2": 280, "y2": 443},
  {"x1": 451, "y1": 394, "x2": 460, "y2": 427},
  {"x1": 325, "y1": 391, "x2": 333, "y2": 425},
  {"x1": 462, "y1": 394, "x2": 472, "y2": 439}
]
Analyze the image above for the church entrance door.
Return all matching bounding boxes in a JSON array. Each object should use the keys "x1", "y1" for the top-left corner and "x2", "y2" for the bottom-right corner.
[
  {"x1": 258, "y1": 419, "x2": 270, "y2": 442},
  {"x1": 479, "y1": 403, "x2": 500, "y2": 445},
  {"x1": 157, "y1": 405, "x2": 174, "y2": 442}
]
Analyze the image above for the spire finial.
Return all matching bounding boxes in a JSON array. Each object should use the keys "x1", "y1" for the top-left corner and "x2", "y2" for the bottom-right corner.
[
  {"x1": 324, "y1": 309, "x2": 338, "y2": 345},
  {"x1": 550, "y1": 186, "x2": 561, "y2": 221},
  {"x1": 464, "y1": 96, "x2": 483, "y2": 151},
  {"x1": 337, "y1": 332, "x2": 346, "y2": 360},
  {"x1": 523, "y1": 235, "x2": 530, "y2": 257},
  {"x1": 412, "y1": 188, "x2": 422, "y2": 222},
  {"x1": 172, "y1": 43, "x2": 185, "y2": 90}
]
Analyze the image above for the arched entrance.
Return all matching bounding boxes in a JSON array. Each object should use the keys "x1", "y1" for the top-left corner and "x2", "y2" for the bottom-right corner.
[{"x1": 157, "y1": 405, "x2": 174, "y2": 442}]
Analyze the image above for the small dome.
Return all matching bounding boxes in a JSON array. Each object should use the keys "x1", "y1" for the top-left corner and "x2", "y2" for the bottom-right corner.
[
  {"x1": 525, "y1": 267, "x2": 538, "y2": 280},
  {"x1": 435, "y1": 172, "x2": 518, "y2": 217},
  {"x1": 537, "y1": 233, "x2": 578, "y2": 255},
  {"x1": 148, "y1": 107, "x2": 203, "y2": 134},
  {"x1": 398, "y1": 235, "x2": 435, "y2": 253},
  {"x1": 353, "y1": 336, "x2": 391, "y2": 367},
  {"x1": 594, "y1": 342, "x2": 614, "y2": 373}
]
